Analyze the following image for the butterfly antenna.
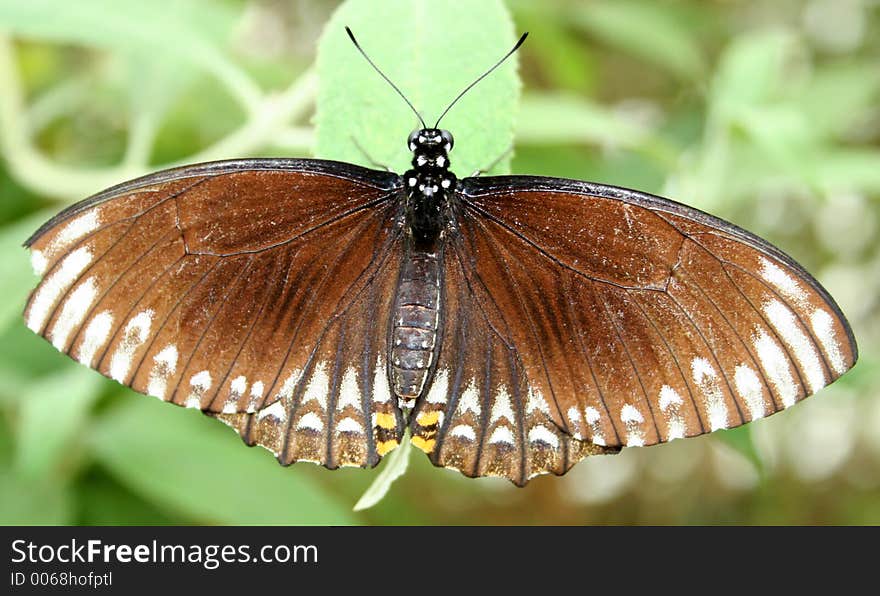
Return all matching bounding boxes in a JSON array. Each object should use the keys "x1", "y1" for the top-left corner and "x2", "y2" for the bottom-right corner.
[
  {"x1": 433, "y1": 32, "x2": 528, "y2": 129},
  {"x1": 346, "y1": 26, "x2": 427, "y2": 129}
]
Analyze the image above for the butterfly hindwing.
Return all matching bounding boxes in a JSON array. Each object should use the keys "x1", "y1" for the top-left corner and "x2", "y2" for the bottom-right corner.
[
  {"x1": 213, "y1": 224, "x2": 407, "y2": 469},
  {"x1": 409, "y1": 243, "x2": 618, "y2": 485}
]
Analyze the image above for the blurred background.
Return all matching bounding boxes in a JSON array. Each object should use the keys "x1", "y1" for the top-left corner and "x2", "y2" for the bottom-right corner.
[{"x1": 0, "y1": 0, "x2": 878, "y2": 525}]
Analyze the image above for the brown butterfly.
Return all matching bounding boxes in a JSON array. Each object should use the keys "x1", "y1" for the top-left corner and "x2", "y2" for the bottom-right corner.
[{"x1": 23, "y1": 30, "x2": 856, "y2": 485}]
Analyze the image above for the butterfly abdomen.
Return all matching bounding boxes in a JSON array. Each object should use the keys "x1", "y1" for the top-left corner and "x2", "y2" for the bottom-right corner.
[{"x1": 390, "y1": 244, "x2": 443, "y2": 409}]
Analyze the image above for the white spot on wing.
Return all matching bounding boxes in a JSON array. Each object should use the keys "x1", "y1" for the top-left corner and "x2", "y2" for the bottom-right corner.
[
  {"x1": 51, "y1": 277, "x2": 98, "y2": 350},
  {"x1": 620, "y1": 403, "x2": 645, "y2": 446},
  {"x1": 108, "y1": 309, "x2": 154, "y2": 383},
  {"x1": 296, "y1": 411, "x2": 324, "y2": 432},
  {"x1": 373, "y1": 356, "x2": 391, "y2": 404},
  {"x1": 810, "y1": 309, "x2": 847, "y2": 375},
  {"x1": 276, "y1": 368, "x2": 302, "y2": 401},
  {"x1": 691, "y1": 357, "x2": 729, "y2": 431},
  {"x1": 490, "y1": 385, "x2": 515, "y2": 423},
  {"x1": 230, "y1": 375, "x2": 247, "y2": 396},
  {"x1": 489, "y1": 426, "x2": 515, "y2": 446},
  {"x1": 760, "y1": 257, "x2": 808, "y2": 309},
  {"x1": 336, "y1": 416, "x2": 364, "y2": 434},
  {"x1": 27, "y1": 247, "x2": 93, "y2": 332},
  {"x1": 146, "y1": 344, "x2": 178, "y2": 400},
  {"x1": 528, "y1": 425, "x2": 560, "y2": 449},
  {"x1": 764, "y1": 299, "x2": 826, "y2": 392},
  {"x1": 584, "y1": 406, "x2": 606, "y2": 446},
  {"x1": 456, "y1": 379, "x2": 481, "y2": 416},
  {"x1": 734, "y1": 364, "x2": 766, "y2": 420},
  {"x1": 658, "y1": 385, "x2": 686, "y2": 440},
  {"x1": 50, "y1": 210, "x2": 101, "y2": 257},
  {"x1": 185, "y1": 370, "x2": 212, "y2": 409},
  {"x1": 337, "y1": 367, "x2": 362, "y2": 411},
  {"x1": 450, "y1": 424, "x2": 476, "y2": 441},
  {"x1": 247, "y1": 381, "x2": 265, "y2": 412},
  {"x1": 301, "y1": 362, "x2": 328, "y2": 409},
  {"x1": 258, "y1": 400, "x2": 286, "y2": 422},
  {"x1": 77, "y1": 310, "x2": 113, "y2": 366},
  {"x1": 526, "y1": 386, "x2": 550, "y2": 415},
  {"x1": 753, "y1": 328, "x2": 798, "y2": 407},
  {"x1": 31, "y1": 250, "x2": 47, "y2": 275},
  {"x1": 426, "y1": 368, "x2": 448, "y2": 404}
]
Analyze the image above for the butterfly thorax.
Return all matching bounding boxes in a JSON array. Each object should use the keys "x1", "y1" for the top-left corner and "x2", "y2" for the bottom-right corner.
[{"x1": 403, "y1": 128, "x2": 456, "y2": 244}]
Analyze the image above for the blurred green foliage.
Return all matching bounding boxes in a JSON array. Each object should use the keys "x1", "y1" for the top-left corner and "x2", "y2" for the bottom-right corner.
[{"x1": 0, "y1": 0, "x2": 878, "y2": 525}]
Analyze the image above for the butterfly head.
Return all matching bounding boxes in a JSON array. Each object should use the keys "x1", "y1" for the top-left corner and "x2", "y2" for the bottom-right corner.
[{"x1": 408, "y1": 128, "x2": 454, "y2": 170}]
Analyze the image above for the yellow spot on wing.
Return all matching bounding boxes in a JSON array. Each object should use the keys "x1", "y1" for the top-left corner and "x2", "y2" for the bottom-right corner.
[
  {"x1": 416, "y1": 410, "x2": 441, "y2": 426},
  {"x1": 411, "y1": 436, "x2": 436, "y2": 453},
  {"x1": 374, "y1": 412, "x2": 397, "y2": 430},
  {"x1": 376, "y1": 440, "x2": 399, "y2": 456}
]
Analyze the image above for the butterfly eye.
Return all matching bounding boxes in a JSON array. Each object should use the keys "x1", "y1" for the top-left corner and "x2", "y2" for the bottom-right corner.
[
  {"x1": 440, "y1": 130, "x2": 454, "y2": 151},
  {"x1": 407, "y1": 129, "x2": 421, "y2": 151}
]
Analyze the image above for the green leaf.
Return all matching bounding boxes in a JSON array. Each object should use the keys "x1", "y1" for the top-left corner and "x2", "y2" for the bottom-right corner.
[
  {"x1": 0, "y1": 0, "x2": 237, "y2": 68},
  {"x1": 0, "y1": 467, "x2": 73, "y2": 524},
  {"x1": 573, "y1": 0, "x2": 706, "y2": 81},
  {"x1": 353, "y1": 433, "x2": 411, "y2": 511},
  {"x1": 89, "y1": 397, "x2": 358, "y2": 524},
  {"x1": 711, "y1": 31, "x2": 797, "y2": 114},
  {"x1": 315, "y1": 0, "x2": 520, "y2": 176},
  {"x1": 516, "y1": 92, "x2": 652, "y2": 147},
  {"x1": 15, "y1": 366, "x2": 104, "y2": 479}
]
